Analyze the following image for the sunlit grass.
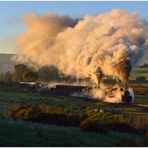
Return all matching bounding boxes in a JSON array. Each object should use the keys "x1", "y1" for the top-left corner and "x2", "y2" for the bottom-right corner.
[{"x1": 130, "y1": 68, "x2": 148, "y2": 80}]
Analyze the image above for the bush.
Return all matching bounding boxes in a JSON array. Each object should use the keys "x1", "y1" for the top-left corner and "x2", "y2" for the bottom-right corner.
[
  {"x1": 136, "y1": 76, "x2": 146, "y2": 85},
  {"x1": 79, "y1": 119, "x2": 108, "y2": 132},
  {"x1": 133, "y1": 117, "x2": 148, "y2": 132},
  {"x1": 144, "y1": 131, "x2": 148, "y2": 137},
  {"x1": 85, "y1": 109, "x2": 127, "y2": 123},
  {"x1": 9, "y1": 105, "x2": 138, "y2": 133},
  {"x1": 39, "y1": 105, "x2": 68, "y2": 114},
  {"x1": 11, "y1": 104, "x2": 25, "y2": 117},
  {"x1": 10, "y1": 104, "x2": 83, "y2": 127},
  {"x1": 11, "y1": 105, "x2": 39, "y2": 121},
  {"x1": 14, "y1": 108, "x2": 36, "y2": 120},
  {"x1": 132, "y1": 86, "x2": 148, "y2": 95},
  {"x1": 32, "y1": 112, "x2": 82, "y2": 126},
  {"x1": 79, "y1": 118, "x2": 136, "y2": 133},
  {"x1": 80, "y1": 111, "x2": 136, "y2": 133}
]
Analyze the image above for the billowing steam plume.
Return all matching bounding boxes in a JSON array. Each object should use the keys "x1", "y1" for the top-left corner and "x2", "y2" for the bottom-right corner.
[{"x1": 14, "y1": 9, "x2": 148, "y2": 86}]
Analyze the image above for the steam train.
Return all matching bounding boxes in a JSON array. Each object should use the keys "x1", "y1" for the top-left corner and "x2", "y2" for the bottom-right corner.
[
  {"x1": 106, "y1": 86, "x2": 134, "y2": 104},
  {"x1": 20, "y1": 82, "x2": 133, "y2": 104},
  {"x1": 49, "y1": 84, "x2": 134, "y2": 104}
]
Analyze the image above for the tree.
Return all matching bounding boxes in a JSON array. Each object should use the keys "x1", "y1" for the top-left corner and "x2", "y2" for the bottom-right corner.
[
  {"x1": 0, "y1": 73, "x2": 4, "y2": 81},
  {"x1": 139, "y1": 63, "x2": 148, "y2": 68},
  {"x1": 23, "y1": 71, "x2": 38, "y2": 82},
  {"x1": 136, "y1": 76, "x2": 146, "y2": 82},
  {"x1": 3, "y1": 72, "x2": 13, "y2": 82},
  {"x1": 38, "y1": 66, "x2": 59, "y2": 82},
  {"x1": 12, "y1": 64, "x2": 38, "y2": 82},
  {"x1": 13, "y1": 64, "x2": 29, "y2": 81},
  {"x1": 0, "y1": 72, "x2": 13, "y2": 82},
  {"x1": 136, "y1": 76, "x2": 146, "y2": 85}
]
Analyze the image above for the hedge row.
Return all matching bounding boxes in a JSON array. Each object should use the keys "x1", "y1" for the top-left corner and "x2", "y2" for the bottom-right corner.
[{"x1": 9, "y1": 104, "x2": 146, "y2": 134}]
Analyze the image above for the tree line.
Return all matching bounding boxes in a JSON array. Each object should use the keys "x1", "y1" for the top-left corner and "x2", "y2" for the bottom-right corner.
[
  {"x1": 0, "y1": 64, "x2": 76, "y2": 83},
  {"x1": 0, "y1": 64, "x2": 146, "y2": 83},
  {"x1": 138, "y1": 63, "x2": 148, "y2": 68}
]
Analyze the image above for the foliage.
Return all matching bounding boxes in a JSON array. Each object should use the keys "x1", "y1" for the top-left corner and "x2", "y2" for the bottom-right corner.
[
  {"x1": 130, "y1": 67, "x2": 148, "y2": 81},
  {"x1": 0, "y1": 117, "x2": 128, "y2": 147},
  {"x1": 37, "y1": 65, "x2": 77, "y2": 82},
  {"x1": 79, "y1": 110, "x2": 136, "y2": 133},
  {"x1": 38, "y1": 66, "x2": 60, "y2": 82},
  {"x1": 12, "y1": 64, "x2": 38, "y2": 82},
  {"x1": 23, "y1": 71, "x2": 38, "y2": 82},
  {"x1": 10, "y1": 105, "x2": 83, "y2": 127},
  {"x1": 84, "y1": 109, "x2": 127, "y2": 123},
  {"x1": 0, "y1": 72, "x2": 13, "y2": 82},
  {"x1": 10, "y1": 104, "x2": 138, "y2": 133},
  {"x1": 0, "y1": 81, "x2": 147, "y2": 146},
  {"x1": 139, "y1": 63, "x2": 148, "y2": 68},
  {"x1": 132, "y1": 86, "x2": 148, "y2": 95},
  {"x1": 136, "y1": 76, "x2": 146, "y2": 82},
  {"x1": 13, "y1": 64, "x2": 28, "y2": 81},
  {"x1": 11, "y1": 104, "x2": 24, "y2": 114},
  {"x1": 133, "y1": 117, "x2": 148, "y2": 132},
  {"x1": 80, "y1": 119, "x2": 136, "y2": 133}
]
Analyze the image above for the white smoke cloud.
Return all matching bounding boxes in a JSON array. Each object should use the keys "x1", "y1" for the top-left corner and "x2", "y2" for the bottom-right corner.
[{"x1": 14, "y1": 9, "x2": 148, "y2": 86}]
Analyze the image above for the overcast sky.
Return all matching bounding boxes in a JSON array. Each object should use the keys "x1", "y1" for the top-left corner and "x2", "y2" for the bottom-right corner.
[{"x1": 1, "y1": 1, "x2": 148, "y2": 54}]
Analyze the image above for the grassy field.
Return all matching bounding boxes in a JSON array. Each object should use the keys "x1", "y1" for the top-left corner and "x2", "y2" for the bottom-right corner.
[
  {"x1": 134, "y1": 95, "x2": 148, "y2": 104},
  {"x1": 130, "y1": 67, "x2": 148, "y2": 80},
  {"x1": 0, "y1": 67, "x2": 147, "y2": 146},
  {"x1": 0, "y1": 79, "x2": 147, "y2": 146},
  {"x1": 0, "y1": 117, "x2": 142, "y2": 147}
]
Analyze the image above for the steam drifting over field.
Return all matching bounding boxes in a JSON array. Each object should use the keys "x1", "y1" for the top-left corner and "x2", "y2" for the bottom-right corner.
[{"x1": 14, "y1": 9, "x2": 148, "y2": 87}]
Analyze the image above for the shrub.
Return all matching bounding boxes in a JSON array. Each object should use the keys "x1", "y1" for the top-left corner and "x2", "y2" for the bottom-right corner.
[
  {"x1": 136, "y1": 76, "x2": 146, "y2": 85},
  {"x1": 85, "y1": 109, "x2": 127, "y2": 123},
  {"x1": 11, "y1": 106, "x2": 39, "y2": 121},
  {"x1": 144, "y1": 131, "x2": 148, "y2": 137},
  {"x1": 39, "y1": 105, "x2": 68, "y2": 114},
  {"x1": 136, "y1": 76, "x2": 146, "y2": 82},
  {"x1": 133, "y1": 86, "x2": 148, "y2": 95},
  {"x1": 32, "y1": 112, "x2": 83, "y2": 127},
  {"x1": 79, "y1": 117, "x2": 136, "y2": 133},
  {"x1": 10, "y1": 104, "x2": 83, "y2": 127},
  {"x1": 133, "y1": 117, "x2": 148, "y2": 132},
  {"x1": 79, "y1": 110, "x2": 137, "y2": 133},
  {"x1": 11, "y1": 104, "x2": 25, "y2": 117},
  {"x1": 79, "y1": 119, "x2": 108, "y2": 132}
]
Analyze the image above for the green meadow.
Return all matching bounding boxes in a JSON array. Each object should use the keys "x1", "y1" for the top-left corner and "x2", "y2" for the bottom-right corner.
[
  {"x1": 0, "y1": 81, "x2": 146, "y2": 146},
  {"x1": 130, "y1": 68, "x2": 148, "y2": 80}
]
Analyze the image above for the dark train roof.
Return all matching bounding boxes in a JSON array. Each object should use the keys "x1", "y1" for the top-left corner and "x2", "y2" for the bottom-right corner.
[
  {"x1": 54, "y1": 84, "x2": 90, "y2": 96},
  {"x1": 55, "y1": 84, "x2": 88, "y2": 88}
]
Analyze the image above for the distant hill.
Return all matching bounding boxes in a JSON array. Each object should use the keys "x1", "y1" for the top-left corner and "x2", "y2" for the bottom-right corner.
[{"x1": 0, "y1": 54, "x2": 15, "y2": 74}]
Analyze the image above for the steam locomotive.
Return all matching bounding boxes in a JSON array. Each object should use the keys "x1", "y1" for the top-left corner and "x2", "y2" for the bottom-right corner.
[
  {"x1": 106, "y1": 86, "x2": 134, "y2": 104},
  {"x1": 21, "y1": 81, "x2": 133, "y2": 104},
  {"x1": 122, "y1": 90, "x2": 133, "y2": 104},
  {"x1": 50, "y1": 84, "x2": 134, "y2": 104}
]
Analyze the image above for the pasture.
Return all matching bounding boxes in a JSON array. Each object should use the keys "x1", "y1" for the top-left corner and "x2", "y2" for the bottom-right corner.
[
  {"x1": 130, "y1": 67, "x2": 148, "y2": 80},
  {"x1": 0, "y1": 81, "x2": 147, "y2": 146}
]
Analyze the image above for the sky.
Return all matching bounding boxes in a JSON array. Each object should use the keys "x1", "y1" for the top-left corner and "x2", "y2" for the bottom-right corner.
[{"x1": 1, "y1": 1, "x2": 148, "y2": 54}]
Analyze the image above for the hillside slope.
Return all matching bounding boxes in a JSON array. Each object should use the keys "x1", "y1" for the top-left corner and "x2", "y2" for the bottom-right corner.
[{"x1": 0, "y1": 54, "x2": 15, "y2": 73}]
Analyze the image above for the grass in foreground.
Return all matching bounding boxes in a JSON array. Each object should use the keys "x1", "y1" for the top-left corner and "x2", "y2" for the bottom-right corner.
[
  {"x1": 0, "y1": 117, "x2": 143, "y2": 147},
  {"x1": 0, "y1": 82, "x2": 147, "y2": 146}
]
